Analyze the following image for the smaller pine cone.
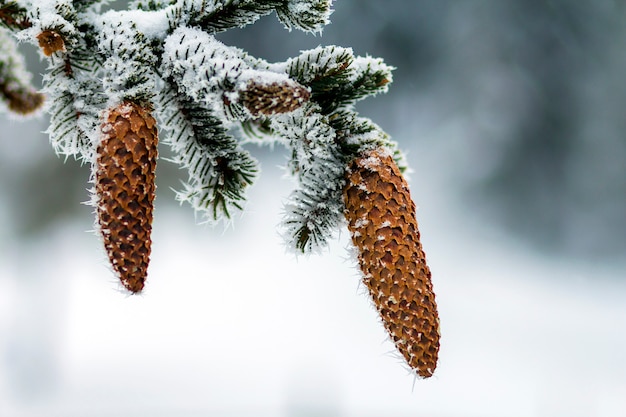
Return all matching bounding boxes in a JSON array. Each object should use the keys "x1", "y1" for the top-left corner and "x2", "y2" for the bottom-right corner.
[
  {"x1": 343, "y1": 148, "x2": 440, "y2": 378},
  {"x1": 240, "y1": 80, "x2": 310, "y2": 116},
  {"x1": 96, "y1": 101, "x2": 158, "y2": 293}
]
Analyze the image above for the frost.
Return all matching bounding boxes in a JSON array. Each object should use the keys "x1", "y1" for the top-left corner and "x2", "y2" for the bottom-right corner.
[
  {"x1": 357, "y1": 183, "x2": 369, "y2": 192},
  {"x1": 285, "y1": 45, "x2": 354, "y2": 84},
  {"x1": 351, "y1": 55, "x2": 394, "y2": 87},
  {"x1": 238, "y1": 68, "x2": 291, "y2": 87},
  {"x1": 1, "y1": 0, "x2": 405, "y2": 254},
  {"x1": 276, "y1": 0, "x2": 334, "y2": 33},
  {"x1": 354, "y1": 218, "x2": 369, "y2": 228},
  {"x1": 163, "y1": 27, "x2": 255, "y2": 120},
  {"x1": 103, "y1": 9, "x2": 170, "y2": 40}
]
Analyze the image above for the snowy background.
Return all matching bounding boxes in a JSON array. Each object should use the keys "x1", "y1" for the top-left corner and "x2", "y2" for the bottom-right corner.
[{"x1": 1, "y1": 1, "x2": 625, "y2": 416}]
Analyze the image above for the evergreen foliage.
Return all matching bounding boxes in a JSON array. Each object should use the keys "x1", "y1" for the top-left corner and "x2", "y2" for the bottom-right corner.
[{"x1": 0, "y1": 0, "x2": 401, "y2": 244}]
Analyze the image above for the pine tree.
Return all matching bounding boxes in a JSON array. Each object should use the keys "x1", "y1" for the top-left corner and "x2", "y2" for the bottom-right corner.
[{"x1": 0, "y1": 0, "x2": 440, "y2": 379}]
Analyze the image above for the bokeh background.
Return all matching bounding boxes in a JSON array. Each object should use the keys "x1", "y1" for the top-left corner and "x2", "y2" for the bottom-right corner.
[{"x1": 1, "y1": 1, "x2": 625, "y2": 416}]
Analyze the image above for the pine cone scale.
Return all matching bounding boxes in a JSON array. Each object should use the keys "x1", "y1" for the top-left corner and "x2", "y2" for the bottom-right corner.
[
  {"x1": 344, "y1": 148, "x2": 440, "y2": 378},
  {"x1": 96, "y1": 102, "x2": 157, "y2": 293}
]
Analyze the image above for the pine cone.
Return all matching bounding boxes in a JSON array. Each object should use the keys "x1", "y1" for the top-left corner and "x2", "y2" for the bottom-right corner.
[
  {"x1": 240, "y1": 80, "x2": 310, "y2": 116},
  {"x1": 343, "y1": 148, "x2": 440, "y2": 378},
  {"x1": 95, "y1": 101, "x2": 158, "y2": 293}
]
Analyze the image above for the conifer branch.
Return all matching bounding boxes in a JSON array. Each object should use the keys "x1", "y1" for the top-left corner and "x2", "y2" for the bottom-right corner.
[
  {"x1": 157, "y1": 81, "x2": 258, "y2": 221},
  {"x1": 284, "y1": 46, "x2": 393, "y2": 115},
  {"x1": 0, "y1": 0, "x2": 440, "y2": 379},
  {"x1": 183, "y1": 0, "x2": 280, "y2": 33},
  {"x1": 41, "y1": 36, "x2": 104, "y2": 160},
  {"x1": 97, "y1": 16, "x2": 157, "y2": 104},
  {"x1": 275, "y1": 0, "x2": 333, "y2": 33}
]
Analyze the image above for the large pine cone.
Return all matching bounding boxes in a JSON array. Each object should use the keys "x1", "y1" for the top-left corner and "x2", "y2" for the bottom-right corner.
[
  {"x1": 95, "y1": 101, "x2": 158, "y2": 293},
  {"x1": 343, "y1": 148, "x2": 440, "y2": 378}
]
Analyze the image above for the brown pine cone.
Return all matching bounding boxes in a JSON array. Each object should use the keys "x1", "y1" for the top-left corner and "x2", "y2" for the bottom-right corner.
[
  {"x1": 240, "y1": 80, "x2": 310, "y2": 116},
  {"x1": 343, "y1": 148, "x2": 440, "y2": 378},
  {"x1": 95, "y1": 101, "x2": 158, "y2": 293}
]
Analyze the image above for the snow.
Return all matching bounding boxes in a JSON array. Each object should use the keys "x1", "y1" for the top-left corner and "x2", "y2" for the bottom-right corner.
[
  {"x1": 357, "y1": 148, "x2": 393, "y2": 171},
  {"x1": 19, "y1": 0, "x2": 78, "y2": 43},
  {"x1": 350, "y1": 55, "x2": 394, "y2": 91},
  {"x1": 102, "y1": 9, "x2": 171, "y2": 41},
  {"x1": 285, "y1": 45, "x2": 354, "y2": 84},
  {"x1": 238, "y1": 68, "x2": 292, "y2": 88},
  {"x1": 354, "y1": 218, "x2": 369, "y2": 228},
  {"x1": 277, "y1": 0, "x2": 334, "y2": 33},
  {"x1": 1, "y1": 162, "x2": 625, "y2": 416},
  {"x1": 162, "y1": 27, "x2": 250, "y2": 120}
]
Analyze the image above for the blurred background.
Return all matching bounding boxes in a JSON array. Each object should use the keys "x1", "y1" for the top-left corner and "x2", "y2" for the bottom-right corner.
[{"x1": 1, "y1": 1, "x2": 625, "y2": 416}]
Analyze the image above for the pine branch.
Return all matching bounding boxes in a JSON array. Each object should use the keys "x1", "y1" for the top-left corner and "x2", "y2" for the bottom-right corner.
[
  {"x1": 284, "y1": 46, "x2": 393, "y2": 114},
  {"x1": 282, "y1": 157, "x2": 345, "y2": 253},
  {"x1": 162, "y1": 26, "x2": 308, "y2": 121},
  {"x1": 44, "y1": 63, "x2": 105, "y2": 161},
  {"x1": 0, "y1": 0, "x2": 439, "y2": 379},
  {"x1": 158, "y1": 81, "x2": 258, "y2": 222},
  {"x1": 270, "y1": 103, "x2": 348, "y2": 252},
  {"x1": 41, "y1": 28, "x2": 105, "y2": 160},
  {"x1": 97, "y1": 16, "x2": 157, "y2": 104},
  {"x1": 275, "y1": 0, "x2": 333, "y2": 33},
  {"x1": 184, "y1": 0, "x2": 280, "y2": 33}
]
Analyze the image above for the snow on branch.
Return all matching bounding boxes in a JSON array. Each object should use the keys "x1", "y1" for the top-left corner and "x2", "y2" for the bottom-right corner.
[
  {"x1": 162, "y1": 26, "x2": 310, "y2": 121},
  {"x1": 275, "y1": 0, "x2": 333, "y2": 33},
  {"x1": 171, "y1": 0, "x2": 280, "y2": 33},
  {"x1": 157, "y1": 81, "x2": 258, "y2": 222},
  {"x1": 283, "y1": 45, "x2": 394, "y2": 114},
  {"x1": 1, "y1": 0, "x2": 405, "y2": 249}
]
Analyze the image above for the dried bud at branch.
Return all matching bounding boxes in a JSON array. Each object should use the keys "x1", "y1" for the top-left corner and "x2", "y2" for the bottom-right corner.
[
  {"x1": 240, "y1": 80, "x2": 310, "y2": 116},
  {"x1": 37, "y1": 30, "x2": 66, "y2": 56},
  {"x1": 343, "y1": 148, "x2": 440, "y2": 378},
  {"x1": 96, "y1": 101, "x2": 158, "y2": 293}
]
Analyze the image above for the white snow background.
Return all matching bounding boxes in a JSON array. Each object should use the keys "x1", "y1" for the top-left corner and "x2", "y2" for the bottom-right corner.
[{"x1": 0, "y1": 97, "x2": 625, "y2": 417}]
